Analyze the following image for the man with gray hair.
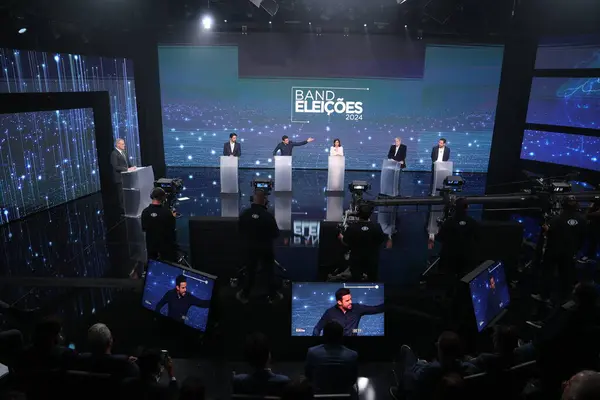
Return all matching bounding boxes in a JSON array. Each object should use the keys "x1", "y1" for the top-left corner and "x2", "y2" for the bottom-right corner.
[
  {"x1": 562, "y1": 371, "x2": 600, "y2": 400},
  {"x1": 77, "y1": 323, "x2": 139, "y2": 379},
  {"x1": 110, "y1": 138, "x2": 136, "y2": 212}
]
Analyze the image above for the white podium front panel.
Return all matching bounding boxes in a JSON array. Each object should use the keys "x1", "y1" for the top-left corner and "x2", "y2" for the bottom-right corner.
[
  {"x1": 380, "y1": 159, "x2": 401, "y2": 196},
  {"x1": 327, "y1": 156, "x2": 345, "y2": 192},
  {"x1": 220, "y1": 156, "x2": 239, "y2": 194},
  {"x1": 221, "y1": 194, "x2": 240, "y2": 218},
  {"x1": 274, "y1": 156, "x2": 293, "y2": 192},
  {"x1": 122, "y1": 166, "x2": 155, "y2": 218},
  {"x1": 431, "y1": 161, "x2": 453, "y2": 196},
  {"x1": 274, "y1": 194, "x2": 292, "y2": 231},
  {"x1": 326, "y1": 195, "x2": 344, "y2": 222}
]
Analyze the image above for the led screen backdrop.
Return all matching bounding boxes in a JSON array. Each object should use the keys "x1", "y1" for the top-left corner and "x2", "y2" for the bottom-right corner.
[
  {"x1": 526, "y1": 77, "x2": 600, "y2": 129},
  {"x1": 520, "y1": 130, "x2": 600, "y2": 172},
  {"x1": 0, "y1": 109, "x2": 100, "y2": 224},
  {"x1": 535, "y1": 44, "x2": 600, "y2": 69},
  {"x1": 0, "y1": 49, "x2": 140, "y2": 164},
  {"x1": 159, "y1": 36, "x2": 504, "y2": 171}
]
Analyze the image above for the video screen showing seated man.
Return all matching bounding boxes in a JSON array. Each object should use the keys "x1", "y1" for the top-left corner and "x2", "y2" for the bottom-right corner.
[
  {"x1": 291, "y1": 283, "x2": 384, "y2": 336},
  {"x1": 142, "y1": 260, "x2": 216, "y2": 331},
  {"x1": 468, "y1": 261, "x2": 511, "y2": 332}
]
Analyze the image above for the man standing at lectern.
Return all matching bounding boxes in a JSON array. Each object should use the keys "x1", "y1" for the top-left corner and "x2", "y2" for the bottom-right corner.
[
  {"x1": 223, "y1": 133, "x2": 241, "y2": 157},
  {"x1": 387, "y1": 137, "x2": 407, "y2": 168},
  {"x1": 272, "y1": 135, "x2": 315, "y2": 156},
  {"x1": 431, "y1": 138, "x2": 450, "y2": 163},
  {"x1": 110, "y1": 138, "x2": 136, "y2": 212}
]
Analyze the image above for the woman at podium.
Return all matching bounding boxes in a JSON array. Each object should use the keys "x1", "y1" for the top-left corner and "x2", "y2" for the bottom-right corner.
[{"x1": 330, "y1": 138, "x2": 344, "y2": 156}]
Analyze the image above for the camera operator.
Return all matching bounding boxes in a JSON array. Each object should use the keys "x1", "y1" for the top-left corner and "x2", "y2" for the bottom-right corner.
[
  {"x1": 536, "y1": 195, "x2": 587, "y2": 303},
  {"x1": 237, "y1": 190, "x2": 282, "y2": 304},
  {"x1": 435, "y1": 198, "x2": 479, "y2": 278},
  {"x1": 338, "y1": 204, "x2": 391, "y2": 281},
  {"x1": 141, "y1": 187, "x2": 177, "y2": 262}
]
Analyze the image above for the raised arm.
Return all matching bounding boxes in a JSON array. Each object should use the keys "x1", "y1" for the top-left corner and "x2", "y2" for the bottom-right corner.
[
  {"x1": 188, "y1": 294, "x2": 211, "y2": 309},
  {"x1": 273, "y1": 143, "x2": 281, "y2": 156},
  {"x1": 154, "y1": 291, "x2": 170, "y2": 313},
  {"x1": 312, "y1": 311, "x2": 329, "y2": 336},
  {"x1": 356, "y1": 303, "x2": 385, "y2": 315},
  {"x1": 292, "y1": 140, "x2": 309, "y2": 147}
]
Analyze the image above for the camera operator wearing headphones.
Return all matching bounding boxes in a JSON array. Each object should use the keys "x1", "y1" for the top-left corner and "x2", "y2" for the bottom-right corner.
[
  {"x1": 338, "y1": 204, "x2": 392, "y2": 281},
  {"x1": 534, "y1": 195, "x2": 587, "y2": 303},
  {"x1": 141, "y1": 187, "x2": 177, "y2": 262},
  {"x1": 435, "y1": 198, "x2": 479, "y2": 278},
  {"x1": 237, "y1": 189, "x2": 282, "y2": 304}
]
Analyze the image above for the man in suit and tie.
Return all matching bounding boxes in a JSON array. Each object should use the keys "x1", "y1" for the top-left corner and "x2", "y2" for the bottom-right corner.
[
  {"x1": 223, "y1": 133, "x2": 241, "y2": 157},
  {"x1": 387, "y1": 137, "x2": 407, "y2": 168},
  {"x1": 431, "y1": 138, "x2": 451, "y2": 163},
  {"x1": 305, "y1": 321, "x2": 358, "y2": 394},
  {"x1": 110, "y1": 138, "x2": 136, "y2": 212}
]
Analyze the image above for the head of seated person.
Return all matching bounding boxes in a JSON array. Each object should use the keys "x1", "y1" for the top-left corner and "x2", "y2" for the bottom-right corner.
[
  {"x1": 436, "y1": 331, "x2": 463, "y2": 369},
  {"x1": 87, "y1": 323, "x2": 113, "y2": 355},
  {"x1": 244, "y1": 332, "x2": 272, "y2": 371},
  {"x1": 562, "y1": 370, "x2": 600, "y2": 400},
  {"x1": 282, "y1": 378, "x2": 314, "y2": 400},
  {"x1": 32, "y1": 317, "x2": 63, "y2": 352},
  {"x1": 492, "y1": 325, "x2": 519, "y2": 360},
  {"x1": 180, "y1": 376, "x2": 205, "y2": 400},
  {"x1": 322, "y1": 321, "x2": 344, "y2": 346},
  {"x1": 572, "y1": 282, "x2": 599, "y2": 311}
]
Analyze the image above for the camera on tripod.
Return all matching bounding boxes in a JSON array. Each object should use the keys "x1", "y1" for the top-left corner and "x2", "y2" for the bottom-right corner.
[{"x1": 154, "y1": 178, "x2": 183, "y2": 210}]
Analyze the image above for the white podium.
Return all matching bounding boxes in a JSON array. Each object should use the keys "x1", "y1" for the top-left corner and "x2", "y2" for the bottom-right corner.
[
  {"x1": 122, "y1": 166, "x2": 155, "y2": 218},
  {"x1": 380, "y1": 159, "x2": 402, "y2": 196},
  {"x1": 327, "y1": 156, "x2": 345, "y2": 192},
  {"x1": 274, "y1": 193, "x2": 292, "y2": 231},
  {"x1": 220, "y1": 194, "x2": 240, "y2": 218},
  {"x1": 431, "y1": 161, "x2": 453, "y2": 196},
  {"x1": 274, "y1": 156, "x2": 292, "y2": 192},
  {"x1": 326, "y1": 195, "x2": 344, "y2": 222},
  {"x1": 220, "y1": 156, "x2": 239, "y2": 194}
]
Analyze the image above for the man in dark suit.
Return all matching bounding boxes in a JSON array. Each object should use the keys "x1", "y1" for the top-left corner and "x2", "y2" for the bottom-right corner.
[
  {"x1": 431, "y1": 138, "x2": 450, "y2": 163},
  {"x1": 223, "y1": 133, "x2": 241, "y2": 157},
  {"x1": 110, "y1": 138, "x2": 135, "y2": 211},
  {"x1": 387, "y1": 137, "x2": 407, "y2": 168},
  {"x1": 273, "y1": 135, "x2": 315, "y2": 156},
  {"x1": 305, "y1": 321, "x2": 358, "y2": 394},
  {"x1": 232, "y1": 332, "x2": 290, "y2": 396}
]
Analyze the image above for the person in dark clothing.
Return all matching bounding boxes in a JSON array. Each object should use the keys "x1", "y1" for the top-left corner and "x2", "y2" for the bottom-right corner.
[
  {"x1": 17, "y1": 318, "x2": 75, "y2": 373},
  {"x1": 435, "y1": 198, "x2": 478, "y2": 277},
  {"x1": 237, "y1": 190, "x2": 282, "y2": 304},
  {"x1": 273, "y1": 135, "x2": 315, "y2": 156},
  {"x1": 484, "y1": 276, "x2": 503, "y2": 326},
  {"x1": 469, "y1": 325, "x2": 520, "y2": 373},
  {"x1": 141, "y1": 187, "x2": 177, "y2": 262},
  {"x1": 537, "y1": 195, "x2": 587, "y2": 302},
  {"x1": 339, "y1": 204, "x2": 391, "y2": 280},
  {"x1": 312, "y1": 288, "x2": 384, "y2": 336},
  {"x1": 154, "y1": 275, "x2": 211, "y2": 323},
  {"x1": 121, "y1": 349, "x2": 179, "y2": 400},
  {"x1": 110, "y1": 138, "x2": 135, "y2": 212},
  {"x1": 387, "y1": 137, "x2": 408, "y2": 167}
]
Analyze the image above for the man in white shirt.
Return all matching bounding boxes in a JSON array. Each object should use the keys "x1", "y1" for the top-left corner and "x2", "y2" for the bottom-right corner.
[
  {"x1": 223, "y1": 133, "x2": 241, "y2": 157},
  {"x1": 431, "y1": 138, "x2": 450, "y2": 163}
]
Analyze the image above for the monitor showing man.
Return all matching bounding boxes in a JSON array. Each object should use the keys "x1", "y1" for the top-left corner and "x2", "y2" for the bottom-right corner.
[
  {"x1": 154, "y1": 274, "x2": 211, "y2": 322},
  {"x1": 387, "y1": 137, "x2": 407, "y2": 168},
  {"x1": 273, "y1": 135, "x2": 315, "y2": 156},
  {"x1": 223, "y1": 133, "x2": 241, "y2": 157},
  {"x1": 431, "y1": 138, "x2": 451, "y2": 163}
]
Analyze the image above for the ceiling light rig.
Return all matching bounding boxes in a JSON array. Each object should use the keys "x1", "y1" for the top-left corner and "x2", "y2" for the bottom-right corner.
[{"x1": 248, "y1": 0, "x2": 279, "y2": 17}]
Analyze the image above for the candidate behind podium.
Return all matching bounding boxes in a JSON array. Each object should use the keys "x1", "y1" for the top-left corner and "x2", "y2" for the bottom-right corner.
[
  {"x1": 387, "y1": 137, "x2": 407, "y2": 168},
  {"x1": 431, "y1": 138, "x2": 451, "y2": 163},
  {"x1": 330, "y1": 138, "x2": 344, "y2": 156},
  {"x1": 273, "y1": 135, "x2": 315, "y2": 156},
  {"x1": 223, "y1": 132, "x2": 241, "y2": 157},
  {"x1": 110, "y1": 138, "x2": 136, "y2": 211}
]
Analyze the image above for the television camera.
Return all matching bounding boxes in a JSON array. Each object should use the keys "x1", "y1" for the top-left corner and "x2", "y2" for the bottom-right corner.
[
  {"x1": 339, "y1": 181, "x2": 372, "y2": 233},
  {"x1": 154, "y1": 178, "x2": 183, "y2": 210}
]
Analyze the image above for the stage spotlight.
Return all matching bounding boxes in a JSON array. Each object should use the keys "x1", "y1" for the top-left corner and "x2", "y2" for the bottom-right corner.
[
  {"x1": 248, "y1": 0, "x2": 279, "y2": 17},
  {"x1": 201, "y1": 16, "x2": 213, "y2": 30},
  {"x1": 18, "y1": 28, "x2": 27, "y2": 34}
]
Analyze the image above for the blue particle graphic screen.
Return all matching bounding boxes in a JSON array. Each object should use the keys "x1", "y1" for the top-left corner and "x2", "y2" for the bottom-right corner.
[
  {"x1": 468, "y1": 261, "x2": 510, "y2": 332},
  {"x1": 535, "y1": 43, "x2": 600, "y2": 69},
  {"x1": 0, "y1": 49, "x2": 141, "y2": 165},
  {"x1": 159, "y1": 37, "x2": 504, "y2": 172},
  {"x1": 291, "y1": 282, "x2": 384, "y2": 337},
  {"x1": 520, "y1": 129, "x2": 600, "y2": 172},
  {"x1": 0, "y1": 109, "x2": 99, "y2": 225},
  {"x1": 141, "y1": 260, "x2": 216, "y2": 332},
  {"x1": 527, "y1": 77, "x2": 600, "y2": 129}
]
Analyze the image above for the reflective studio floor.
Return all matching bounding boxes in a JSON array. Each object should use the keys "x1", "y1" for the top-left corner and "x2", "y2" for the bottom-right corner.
[{"x1": 0, "y1": 168, "x2": 490, "y2": 398}]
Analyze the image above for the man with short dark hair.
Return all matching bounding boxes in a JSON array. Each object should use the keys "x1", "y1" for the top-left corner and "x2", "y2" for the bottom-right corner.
[
  {"x1": 141, "y1": 187, "x2": 177, "y2": 262},
  {"x1": 312, "y1": 288, "x2": 384, "y2": 336},
  {"x1": 154, "y1": 275, "x2": 211, "y2": 323},
  {"x1": 18, "y1": 318, "x2": 74, "y2": 372},
  {"x1": 431, "y1": 138, "x2": 450, "y2": 163},
  {"x1": 273, "y1": 135, "x2": 315, "y2": 156},
  {"x1": 223, "y1": 133, "x2": 241, "y2": 157},
  {"x1": 232, "y1": 332, "x2": 290, "y2": 396}
]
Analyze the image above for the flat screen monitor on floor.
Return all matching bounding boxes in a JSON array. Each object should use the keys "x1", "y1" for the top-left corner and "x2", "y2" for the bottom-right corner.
[
  {"x1": 142, "y1": 259, "x2": 217, "y2": 332},
  {"x1": 462, "y1": 260, "x2": 510, "y2": 332},
  {"x1": 291, "y1": 282, "x2": 385, "y2": 337}
]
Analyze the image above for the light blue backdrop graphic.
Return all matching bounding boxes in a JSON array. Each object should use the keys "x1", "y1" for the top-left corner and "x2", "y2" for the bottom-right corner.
[{"x1": 159, "y1": 42, "x2": 504, "y2": 172}]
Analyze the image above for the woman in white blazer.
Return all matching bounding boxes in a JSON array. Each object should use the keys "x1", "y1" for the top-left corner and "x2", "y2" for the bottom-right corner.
[{"x1": 330, "y1": 138, "x2": 344, "y2": 156}]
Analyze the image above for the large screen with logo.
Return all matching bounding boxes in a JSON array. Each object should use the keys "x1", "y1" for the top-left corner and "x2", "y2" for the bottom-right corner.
[{"x1": 159, "y1": 36, "x2": 504, "y2": 172}]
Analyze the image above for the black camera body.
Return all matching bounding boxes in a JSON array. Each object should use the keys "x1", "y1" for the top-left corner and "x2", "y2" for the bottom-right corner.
[{"x1": 154, "y1": 178, "x2": 183, "y2": 210}]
